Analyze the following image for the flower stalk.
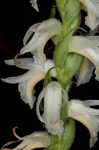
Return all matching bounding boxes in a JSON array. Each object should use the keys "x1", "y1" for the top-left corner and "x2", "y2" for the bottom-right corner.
[{"x1": 1, "y1": 0, "x2": 99, "y2": 150}]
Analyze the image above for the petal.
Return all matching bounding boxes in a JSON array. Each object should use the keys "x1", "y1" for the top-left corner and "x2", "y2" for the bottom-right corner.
[
  {"x1": 1, "y1": 73, "x2": 29, "y2": 84},
  {"x1": 69, "y1": 36, "x2": 99, "y2": 81},
  {"x1": 20, "y1": 19, "x2": 62, "y2": 60},
  {"x1": 30, "y1": 0, "x2": 39, "y2": 12},
  {"x1": 80, "y1": 0, "x2": 99, "y2": 29},
  {"x1": 68, "y1": 99, "x2": 99, "y2": 147},
  {"x1": 85, "y1": 10, "x2": 99, "y2": 30},
  {"x1": 13, "y1": 131, "x2": 52, "y2": 150},
  {"x1": 5, "y1": 58, "x2": 34, "y2": 70},
  {"x1": 43, "y1": 82, "x2": 63, "y2": 137},
  {"x1": 23, "y1": 23, "x2": 40, "y2": 46},
  {"x1": 85, "y1": 100, "x2": 99, "y2": 106},
  {"x1": 44, "y1": 59, "x2": 56, "y2": 77},
  {"x1": 18, "y1": 71, "x2": 45, "y2": 109},
  {"x1": 77, "y1": 58, "x2": 94, "y2": 86}
]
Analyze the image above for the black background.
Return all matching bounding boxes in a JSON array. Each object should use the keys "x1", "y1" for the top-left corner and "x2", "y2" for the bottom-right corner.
[{"x1": 0, "y1": 0, "x2": 99, "y2": 149}]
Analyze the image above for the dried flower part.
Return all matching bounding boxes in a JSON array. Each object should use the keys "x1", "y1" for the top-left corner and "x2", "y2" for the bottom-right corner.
[
  {"x1": 68, "y1": 99, "x2": 99, "y2": 148},
  {"x1": 69, "y1": 36, "x2": 99, "y2": 83},
  {"x1": 36, "y1": 82, "x2": 64, "y2": 138},
  {"x1": 20, "y1": 18, "x2": 62, "y2": 61},
  {"x1": 80, "y1": 0, "x2": 99, "y2": 30},
  {"x1": 2, "y1": 57, "x2": 56, "y2": 109}
]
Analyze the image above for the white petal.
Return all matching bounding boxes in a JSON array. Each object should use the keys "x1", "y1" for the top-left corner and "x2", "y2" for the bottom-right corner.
[
  {"x1": 18, "y1": 71, "x2": 45, "y2": 109},
  {"x1": 20, "y1": 19, "x2": 62, "y2": 60},
  {"x1": 44, "y1": 59, "x2": 56, "y2": 77},
  {"x1": 85, "y1": 100, "x2": 99, "y2": 106},
  {"x1": 77, "y1": 58, "x2": 94, "y2": 86},
  {"x1": 85, "y1": 11, "x2": 99, "y2": 30},
  {"x1": 14, "y1": 131, "x2": 52, "y2": 150},
  {"x1": 36, "y1": 88, "x2": 46, "y2": 123},
  {"x1": 68, "y1": 99, "x2": 99, "y2": 147},
  {"x1": 5, "y1": 58, "x2": 34, "y2": 70},
  {"x1": 1, "y1": 73, "x2": 29, "y2": 84},
  {"x1": 80, "y1": 0, "x2": 99, "y2": 29},
  {"x1": 23, "y1": 23, "x2": 40, "y2": 45},
  {"x1": 69, "y1": 36, "x2": 99, "y2": 81},
  {"x1": 43, "y1": 82, "x2": 63, "y2": 137},
  {"x1": 30, "y1": 0, "x2": 39, "y2": 12}
]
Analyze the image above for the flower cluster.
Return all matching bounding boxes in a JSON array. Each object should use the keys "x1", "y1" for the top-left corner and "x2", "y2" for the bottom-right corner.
[{"x1": 1, "y1": 0, "x2": 99, "y2": 150}]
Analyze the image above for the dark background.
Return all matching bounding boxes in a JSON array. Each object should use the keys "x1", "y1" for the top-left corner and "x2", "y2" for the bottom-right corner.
[{"x1": 0, "y1": 0, "x2": 99, "y2": 149}]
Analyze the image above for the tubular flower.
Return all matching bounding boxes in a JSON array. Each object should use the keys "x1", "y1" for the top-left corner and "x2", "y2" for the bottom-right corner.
[
  {"x1": 20, "y1": 18, "x2": 62, "y2": 61},
  {"x1": 36, "y1": 82, "x2": 64, "y2": 138},
  {"x1": 68, "y1": 99, "x2": 99, "y2": 148},
  {"x1": 69, "y1": 36, "x2": 99, "y2": 85},
  {"x1": 1, "y1": 131, "x2": 52, "y2": 150},
  {"x1": 80, "y1": 0, "x2": 99, "y2": 30},
  {"x1": 1, "y1": 57, "x2": 56, "y2": 109}
]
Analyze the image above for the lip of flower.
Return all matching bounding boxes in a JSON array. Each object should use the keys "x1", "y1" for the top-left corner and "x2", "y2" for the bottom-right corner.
[
  {"x1": 1, "y1": 57, "x2": 56, "y2": 109},
  {"x1": 80, "y1": 0, "x2": 99, "y2": 30},
  {"x1": 20, "y1": 18, "x2": 62, "y2": 61},
  {"x1": 69, "y1": 36, "x2": 99, "y2": 85},
  {"x1": 36, "y1": 82, "x2": 64, "y2": 138},
  {"x1": 67, "y1": 99, "x2": 99, "y2": 148},
  {"x1": 1, "y1": 131, "x2": 52, "y2": 150}
]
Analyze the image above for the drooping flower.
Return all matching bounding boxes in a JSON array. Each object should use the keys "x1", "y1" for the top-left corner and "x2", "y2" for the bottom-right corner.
[
  {"x1": 20, "y1": 18, "x2": 62, "y2": 61},
  {"x1": 36, "y1": 81, "x2": 64, "y2": 138},
  {"x1": 2, "y1": 56, "x2": 56, "y2": 109},
  {"x1": 1, "y1": 131, "x2": 52, "y2": 150},
  {"x1": 69, "y1": 35, "x2": 99, "y2": 85},
  {"x1": 68, "y1": 99, "x2": 99, "y2": 148},
  {"x1": 80, "y1": 0, "x2": 99, "y2": 30}
]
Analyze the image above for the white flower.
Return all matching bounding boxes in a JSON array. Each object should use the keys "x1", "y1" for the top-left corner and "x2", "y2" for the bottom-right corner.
[
  {"x1": 68, "y1": 99, "x2": 99, "y2": 148},
  {"x1": 21, "y1": 18, "x2": 62, "y2": 61},
  {"x1": 36, "y1": 82, "x2": 64, "y2": 138},
  {"x1": 2, "y1": 57, "x2": 56, "y2": 109},
  {"x1": 69, "y1": 36, "x2": 99, "y2": 85},
  {"x1": 80, "y1": 0, "x2": 99, "y2": 30},
  {"x1": 1, "y1": 131, "x2": 52, "y2": 150}
]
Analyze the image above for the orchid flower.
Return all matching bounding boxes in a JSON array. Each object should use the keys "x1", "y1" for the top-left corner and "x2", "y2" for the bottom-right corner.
[
  {"x1": 68, "y1": 99, "x2": 99, "y2": 148},
  {"x1": 69, "y1": 36, "x2": 99, "y2": 85},
  {"x1": 20, "y1": 18, "x2": 62, "y2": 61},
  {"x1": 80, "y1": 0, "x2": 99, "y2": 30},
  {"x1": 1, "y1": 56, "x2": 56, "y2": 109},
  {"x1": 1, "y1": 131, "x2": 52, "y2": 150},
  {"x1": 36, "y1": 81, "x2": 64, "y2": 138}
]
